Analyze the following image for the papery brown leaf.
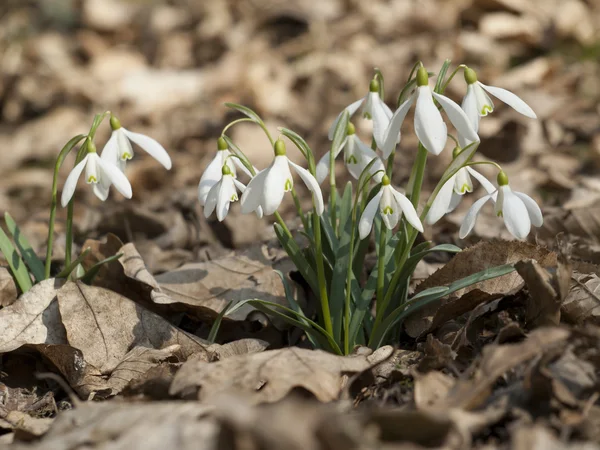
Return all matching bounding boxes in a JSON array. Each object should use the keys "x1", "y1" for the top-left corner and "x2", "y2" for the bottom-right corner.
[
  {"x1": 0, "y1": 267, "x2": 18, "y2": 307},
  {"x1": 562, "y1": 267, "x2": 600, "y2": 327},
  {"x1": 170, "y1": 346, "x2": 394, "y2": 404},
  {"x1": 405, "y1": 240, "x2": 556, "y2": 338}
]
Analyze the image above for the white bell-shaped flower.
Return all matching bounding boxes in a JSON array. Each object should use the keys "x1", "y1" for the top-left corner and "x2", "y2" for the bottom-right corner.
[
  {"x1": 459, "y1": 171, "x2": 543, "y2": 240},
  {"x1": 198, "y1": 137, "x2": 253, "y2": 206},
  {"x1": 203, "y1": 164, "x2": 263, "y2": 222},
  {"x1": 328, "y1": 78, "x2": 393, "y2": 146},
  {"x1": 376, "y1": 67, "x2": 480, "y2": 158},
  {"x1": 316, "y1": 122, "x2": 385, "y2": 185},
  {"x1": 61, "y1": 141, "x2": 132, "y2": 206},
  {"x1": 240, "y1": 139, "x2": 324, "y2": 216},
  {"x1": 359, "y1": 175, "x2": 423, "y2": 239},
  {"x1": 426, "y1": 148, "x2": 497, "y2": 225},
  {"x1": 101, "y1": 115, "x2": 172, "y2": 172}
]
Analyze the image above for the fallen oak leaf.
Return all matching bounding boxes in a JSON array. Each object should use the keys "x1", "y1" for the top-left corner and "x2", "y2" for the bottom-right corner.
[
  {"x1": 562, "y1": 263, "x2": 600, "y2": 327},
  {"x1": 170, "y1": 346, "x2": 394, "y2": 404}
]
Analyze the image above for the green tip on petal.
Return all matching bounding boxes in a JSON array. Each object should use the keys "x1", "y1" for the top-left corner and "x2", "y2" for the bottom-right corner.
[
  {"x1": 346, "y1": 122, "x2": 356, "y2": 135},
  {"x1": 221, "y1": 164, "x2": 232, "y2": 176},
  {"x1": 109, "y1": 115, "x2": 122, "y2": 131},
  {"x1": 381, "y1": 175, "x2": 390, "y2": 186},
  {"x1": 452, "y1": 146, "x2": 461, "y2": 158},
  {"x1": 274, "y1": 139, "x2": 286, "y2": 156},
  {"x1": 464, "y1": 67, "x2": 478, "y2": 85},
  {"x1": 369, "y1": 78, "x2": 380, "y2": 93},
  {"x1": 497, "y1": 171, "x2": 509, "y2": 186},
  {"x1": 217, "y1": 137, "x2": 228, "y2": 151},
  {"x1": 416, "y1": 67, "x2": 429, "y2": 87}
]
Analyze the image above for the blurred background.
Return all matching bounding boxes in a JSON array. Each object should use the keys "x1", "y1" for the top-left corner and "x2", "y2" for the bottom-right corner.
[{"x1": 1, "y1": 0, "x2": 599, "y2": 273}]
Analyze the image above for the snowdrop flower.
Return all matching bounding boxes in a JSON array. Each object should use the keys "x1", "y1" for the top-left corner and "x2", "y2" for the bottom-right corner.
[
  {"x1": 426, "y1": 148, "x2": 497, "y2": 225},
  {"x1": 316, "y1": 122, "x2": 385, "y2": 184},
  {"x1": 328, "y1": 79, "x2": 393, "y2": 146},
  {"x1": 459, "y1": 171, "x2": 543, "y2": 240},
  {"x1": 359, "y1": 175, "x2": 423, "y2": 239},
  {"x1": 61, "y1": 140, "x2": 132, "y2": 207},
  {"x1": 376, "y1": 67, "x2": 479, "y2": 158},
  {"x1": 461, "y1": 67, "x2": 537, "y2": 131},
  {"x1": 241, "y1": 139, "x2": 324, "y2": 216},
  {"x1": 198, "y1": 137, "x2": 252, "y2": 206},
  {"x1": 203, "y1": 164, "x2": 263, "y2": 222},
  {"x1": 102, "y1": 115, "x2": 172, "y2": 172}
]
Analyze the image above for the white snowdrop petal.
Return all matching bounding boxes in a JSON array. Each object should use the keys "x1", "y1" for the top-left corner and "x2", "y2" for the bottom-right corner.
[
  {"x1": 513, "y1": 192, "x2": 543, "y2": 227},
  {"x1": 358, "y1": 191, "x2": 383, "y2": 240},
  {"x1": 459, "y1": 194, "x2": 492, "y2": 238},
  {"x1": 204, "y1": 181, "x2": 220, "y2": 219},
  {"x1": 315, "y1": 151, "x2": 331, "y2": 185},
  {"x1": 198, "y1": 155, "x2": 223, "y2": 205},
  {"x1": 92, "y1": 183, "x2": 110, "y2": 202},
  {"x1": 474, "y1": 83, "x2": 494, "y2": 116},
  {"x1": 241, "y1": 167, "x2": 268, "y2": 214},
  {"x1": 231, "y1": 157, "x2": 252, "y2": 178},
  {"x1": 461, "y1": 85, "x2": 480, "y2": 133},
  {"x1": 255, "y1": 206, "x2": 264, "y2": 219},
  {"x1": 289, "y1": 159, "x2": 325, "y2": 215},
  {"x1": 380, "y1": 95, "x2": 414, "y2": 158},
  {"x1": 216, "y1": 176, "x2": 236, "y2": 222},
  {"x1": 465, "y1": 167, "x2": 497, "y2": 194},
  {"x1": 61, "y1": 155, "x2": 89, "y2": 207},
  {"x1": 501, "y1": 188, "x2": 531, "y2": 239},
  {"x1": 262, "y1": 157, "x2": 290, "y2": 216},
  {"x1": 97, "y1": 156, "x2": 133, "y2": 199},
  {"x1": 116, "y1": 128, "x2": 133, "y2": 161},
  {"x1": 232, "y1": 178, "x2": 247, "y2": 192},
  {"x1": 414, "y1": 87, "x2": 447, "y2": 155},
  {"x1": 478, "y1": 83, "x2": 537, "y2": 119},
  {"x1": 447, "y1": 191, "x2": 463, "y2": 213},
  {"x1": 391, "y1": 188, "x2": 423, "y2": 232},
  {"x1": 380, "y1": 186, "x2": 400, "y2": 230},
  {"x1": 425, "y1": 175, "x2": 455, "y2": 225},
  {"x1": 122, "y1": 128, "x2": 172, "y2": 169},
  {"x1": 453, "y1": 167, "x2": 473, "y2": 194},
  {"x1": 433, "y1": 92, "x2": 479, "y2": 144},
  {"x1": 101, "y1": 133, "x2": 120, "y2": 166},
  {"x1": 370, "y1": 95, "x2": 392, "y2": 147},
  {"x1": 328, "y1": 97, "x2": 365, "y2": 140}
]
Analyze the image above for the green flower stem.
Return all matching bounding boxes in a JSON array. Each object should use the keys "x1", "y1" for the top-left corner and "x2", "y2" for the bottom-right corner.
[
  {"x1": 329, "y1": 151, "x2": 337, "y2": 235},
  {"x1": 44, "y1": 134, "x2": 86, "y2": 279},
  {"x1": 291, "y1": 187, "x2": 309, "y2": 230},
  {"x1": 409, "y1": 143, "x2": 428, "y2": 208},
  {"x1": 440, "y1": 64, "x2": 466, "y2": 94},
  {"x1": 313, "y1": 209, "x2": 333, "y2": 337},
  {"x1": 274, "y1": 211, "x2": 293, "y2": 239},
  {"x1": 343, "y1": 187, "x2": 362, "y2": 354},
  {"x1": 375, "y1": 222, "x2": 387, "y2": 318}
]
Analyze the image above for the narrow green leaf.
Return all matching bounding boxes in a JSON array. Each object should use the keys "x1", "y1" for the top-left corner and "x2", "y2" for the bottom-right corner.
[
  {"x1": 434, "y1": 59, "x2": 452, "y2": 94},
  {"x1": 278, "y1": 127, "x2": 316, "y2": 174},
  {"x1": 0, "y1": 227, "x2": 32, "y2": 292},
  {"x1": 338, "y1": 182, "x2": 353, "y2": 233},
  {"x1": 222, "y1": 135, "x2": 256, "y2": 176},
  {"x1": 4, "y1": 212, "x2": 45, "y2": 282},
  {"x1": 80, "y1": 252, "x2": 123, "y2": 285},
  {"x1": 56, "y1": 247, "x2": 91, "y2": 279},
  {"x1": 370, "y1": 263, "x2": 516, "y2": 348},
  {"x1": 207, "y1": 300, "x2": 233, "y2": 344},
  {"x1": 320, "y1": 215, "x2": 339, "y2": 255},
  {"x1": 274, "y1": 224, "x2": 319, "y2": 295},
  {"x1": 225, "y1": 103, "x2": 264, "y2": 125},
  {"x1": 409, "y1": 286, "x2": 449, "y2": 301},
  {"x1": 331, "y1": 110, "x2": 349, "y2": 160},
  {"x1": 374, "y1": 67, "x2": 385, "y2": 98}
]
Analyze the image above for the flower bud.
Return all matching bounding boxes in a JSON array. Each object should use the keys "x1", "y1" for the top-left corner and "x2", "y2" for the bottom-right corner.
[
  {"x1": 452, "y1": 146, "x2": 461, "y2": 158},
  {"x1": 346, "y1": 122, "x2": 356, "y2": 136},
  {"x1": 217, "y1": 137, "x2": 228, "y2": 151},
  {"x1": 463, "y1": 67, "x2": 478, "y2": 85},
  {"x1": 274, "y1": 139, "x2": 286, "y2": 156},
  {"x1": 110, "y1": 115, "x2": 122, "y2": 131},
  {"x1": 416, "y1": 67, "x2": 429, "y2": 87},
  {"x1": 497, "y1": 171, "x2": 509, "y2": 186}
]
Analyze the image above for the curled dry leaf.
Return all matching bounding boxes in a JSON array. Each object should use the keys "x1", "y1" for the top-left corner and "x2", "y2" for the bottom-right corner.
[
  {"x1": 0, "y1": 267, "x2": 18, "y2": 307},
  {"x1": 405, "y1": 240, "x2": 556, "y2": 338},
  {"x1": 170, "y1": 346, "x2": 394, "y2": 405},
  {"x1": 562, "y1": 267, "x2": 600, "y2": 327}
]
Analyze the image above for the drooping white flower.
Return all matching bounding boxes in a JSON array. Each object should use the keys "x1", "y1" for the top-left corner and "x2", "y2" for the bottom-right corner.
[
  {"x1": 426, "y1": 148, "x2": 497, "y2": 225},
  {"x1": 198, "y1": 137, "x2": 252, "y2": 206},
  {"x1": 376, "y1": 67, "x2": 480, "y2": 158},
  {"x1": 316, "y1": 122, "x2": 385, "y2": 185},
  {"x1": 459, "y1": 171, "x2": 543, "y2": 240},
  {"x1": 328, "y1": 78, "x2": 393, "y2": 146},
  {"x1": 358, "y1": 175, "x2": 423, "y2": 239},
  {"x1": 101, "y1": 115, "x2": 172, "y2": 172},
  {"x1": 240, "y1": 139, "x2": 324, "y2": 216},
  {"x1": 61, "y1": 140, "x2": 132, "y2": 207},
  {"x1": 203, "y1": 164, "x2": 263, "y2": 222}
]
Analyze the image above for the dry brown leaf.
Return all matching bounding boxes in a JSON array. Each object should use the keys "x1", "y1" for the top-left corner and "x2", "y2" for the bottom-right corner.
[
  {"x1": 0, "y1": 279, "x2": 67, "y2": 353},
  {"x1": 562, "y1": 270, "x2": 600, "y2": 327},
  {"x1": 405, "y1": 240, "x2": 556, "y2": 338},
  {"x1": 0, "y1": 410, "x2": 53, "y2": 441},
  {"x1": 0, "y1": 267, "x2": 17, "y2": 307},
  {"x1": 170, "y1": 346, "x2": 394, "y2": 404}
]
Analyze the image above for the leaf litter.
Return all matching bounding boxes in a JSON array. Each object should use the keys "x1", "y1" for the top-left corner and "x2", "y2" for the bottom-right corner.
[{"x1": 1, "y1": 0, "x2": 600, "y2": 448}]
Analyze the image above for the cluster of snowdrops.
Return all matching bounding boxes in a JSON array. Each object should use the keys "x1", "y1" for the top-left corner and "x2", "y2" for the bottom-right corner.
[{"x1": 0, "y1": 60, "x2": 542, "y2": 356}]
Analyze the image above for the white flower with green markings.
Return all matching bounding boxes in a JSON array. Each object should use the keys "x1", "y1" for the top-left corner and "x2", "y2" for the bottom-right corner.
[
  {"x1": 359, "y1": 175, "x2": 423, "y2": 239},
  {"x1": 61, "y1": 140, "x2": 132, "y2": 206},
  {"x1": 102, "y1": 115, "x2": 172, "y2": 172},
  {"x1": 241, "y1": 139, "x2": 324, "y2": 216},
  {"x1": 316, "y1": 122, "x2": 385, "y2": 184},
  {"x1": 459, "y1": 171, "x2": 543, "y2": 240},
  {"x1": 376, "y1": 67, "x2": 479, "y2": 157}
]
